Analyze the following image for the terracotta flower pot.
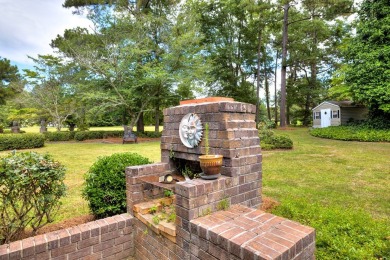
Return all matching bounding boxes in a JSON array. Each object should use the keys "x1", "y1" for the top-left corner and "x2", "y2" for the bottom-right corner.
[{"x1": 199, "y1": 154, "x2": 223, "y2": 176}]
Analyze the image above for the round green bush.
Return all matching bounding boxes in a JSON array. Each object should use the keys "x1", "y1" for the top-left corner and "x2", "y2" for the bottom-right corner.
[
  {"x1": 82, "y1": 152, "x2": 152, "y2": 218},
  {"x1": 0, "y1": 152, "x2": 66, "y2": 244},
  {"x1": 259, "y1": 130, "x2": 293, "y2": 149},
  {"x1": 269, "y1": 135, "x2": 293, "y2": 149}
]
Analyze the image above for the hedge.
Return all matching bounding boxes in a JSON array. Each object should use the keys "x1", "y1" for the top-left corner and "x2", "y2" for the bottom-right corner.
[
  {"x1": 0, "y1": 133, "x2": 45, "y2": 151},
  {"x1": 310, "y1": 126, "x2": 390, "y2": 142},
  {"x1": 0, "y1": 130, "x2": 162, "y2": 148},
  {"x1": 44, "y1": 131, "x2": 76, "y2": 141},
  {"x1": 74, "y1": 130, "x2": 162, "y2": 141}
]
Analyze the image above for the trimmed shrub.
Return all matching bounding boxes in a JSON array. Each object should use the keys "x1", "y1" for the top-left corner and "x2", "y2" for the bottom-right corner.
[
  {"x1": 310, "y1": 126, "x2": 390, "y2": 142},
  {"x1": 138, "y1": 131, "x2": 162, "y2": 138},
  {"x1": 0, "y1": 133, "x2": 45, "y2": 151},
  {"x1": 0, "y1": 129, "x2": 26, "y2": 134},
  {"x1": 74, "y1": 130, "x2": 162, "y2": 141},
  {"x1": 0, "y1": 152, "x2": 66, "y2": 244},
  {"x1": 269, "y1": 135, "x2": 294, "y2": 149},
  {"x1": 74, "y1": 131, "x2": 123, "y2": 141},
  {"x1": 83, "y1": 153, "x2": 152, "y2": 218},
  {"x1": 44, "y1": 131, "x2": 75, "y2": 141},
  {"x1": 259, "y1": 130, "x2": 293, "y2": 149}
]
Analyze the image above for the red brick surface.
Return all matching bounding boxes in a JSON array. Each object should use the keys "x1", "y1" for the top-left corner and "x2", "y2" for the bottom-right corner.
[
  {"x1": 191, "y1": 205, "x2": 315, "y2": 260},
  {"x1": 0, "y1": 214, "x2": 134, "y2": 260}
]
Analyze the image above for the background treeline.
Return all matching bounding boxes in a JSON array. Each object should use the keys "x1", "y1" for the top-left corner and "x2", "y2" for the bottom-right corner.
[{"x1": 0, "y1": 0, "x2": 389, "y2": 131}]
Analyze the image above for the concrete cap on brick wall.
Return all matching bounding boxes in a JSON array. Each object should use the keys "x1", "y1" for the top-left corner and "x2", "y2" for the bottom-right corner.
[{"x1": 180, "y1": 97, "x2": 234, "y2": 105}]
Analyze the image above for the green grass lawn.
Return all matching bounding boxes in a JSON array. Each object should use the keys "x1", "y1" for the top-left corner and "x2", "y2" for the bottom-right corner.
[
  {"x1": 1, "y1": 127, "x2": 389, "y2": 258},
  {"x1": 0, "y1": 140, "x2": 161, "y2": 222},
  {"x1": 264, "y1": 128, "x2": 389, "y2": 220},
  {"x1": 263, "y1": 128, "x2": 390, "y2": 259}
]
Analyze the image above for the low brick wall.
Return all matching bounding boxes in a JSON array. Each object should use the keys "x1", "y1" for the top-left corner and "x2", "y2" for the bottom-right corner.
[{"x1": 0, "y1": 214, "x2": 134, "y2": 260}]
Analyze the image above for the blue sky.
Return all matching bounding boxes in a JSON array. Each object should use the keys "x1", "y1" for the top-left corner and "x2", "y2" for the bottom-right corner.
[{"x1": 0, "y1": 0, "x2": 91, "y2": 72}]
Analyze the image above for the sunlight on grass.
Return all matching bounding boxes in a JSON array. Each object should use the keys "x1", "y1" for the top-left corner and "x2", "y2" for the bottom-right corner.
[
  {"x1": 263, "y1": 128, "x2": 390, "y2": 220},
  {"x1": 0, "y1": 141, "x2": 161, "y2": 222},
  {"x1": 262, "y1": 128, "x2": 390, "y2": 258}
]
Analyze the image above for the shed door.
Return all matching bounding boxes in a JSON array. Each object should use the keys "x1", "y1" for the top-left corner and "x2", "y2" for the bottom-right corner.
[{"x1": 321, "y1": 109, "x2": 331, "y2": 128}]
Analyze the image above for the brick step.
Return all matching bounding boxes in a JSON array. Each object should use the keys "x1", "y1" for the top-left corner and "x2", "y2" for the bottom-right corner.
[
  {"x1": 190, "y1": 205, "x2": 315, "y2": 260},
  {"x1": 133, "y1": 198, "x2": 177, "y2": 243},
  {"x1": 133, "y1": 197, "x2": 174, "y2": 215}
]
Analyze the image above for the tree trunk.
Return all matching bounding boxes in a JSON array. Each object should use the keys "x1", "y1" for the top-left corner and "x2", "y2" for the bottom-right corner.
[
  {"x1": 55, "y1": 118, "x2": 62, "y2": 131},
  {"x1": 155, "y1": 101, "x2": 160, "y2": 133},
  {"x1": 255, "y1": 30, "x2": 262, "y2": 129},
  {"x1": 274, "y1": 50, "x2": 278, "y2": 126},
  {"x1": 303, "y1": 30, "x2": 318, "y2": 126},
  {"x1": 137, "y1": 111, "x2": 144, "y2": 132},
  {"x1": 263, "y1": 52, "x2": 271, "y2": 120},
  {"x1": 280, "y1": 3, "x2": 290, "y2": 128}
]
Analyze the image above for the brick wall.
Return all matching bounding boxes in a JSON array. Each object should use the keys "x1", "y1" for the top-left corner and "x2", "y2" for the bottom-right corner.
[
  {"x1": 0, "y1": 214, "x2": 134, "y2": 260},
  {"x1": 133, "y1": 218, "x2": 186, "y2": 260}
]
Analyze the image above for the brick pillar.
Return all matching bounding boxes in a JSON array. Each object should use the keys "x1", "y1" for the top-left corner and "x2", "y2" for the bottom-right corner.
[{"x1": 160, "y1": 100, "x2": 263, "y2": 260}]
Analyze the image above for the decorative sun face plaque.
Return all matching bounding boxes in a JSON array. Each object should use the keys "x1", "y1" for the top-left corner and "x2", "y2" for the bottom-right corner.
[{"x1": 179, "y1": 113, "x2": 203, "y2": 148}]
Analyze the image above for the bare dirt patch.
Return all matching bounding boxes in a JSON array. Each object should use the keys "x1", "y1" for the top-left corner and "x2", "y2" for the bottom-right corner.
[
  {"x1": 260, "y1": 196, "x2": 280, "y2": 212},
  {"x1": 15, "y1": 214, "x2": 95, "y2": 241}
]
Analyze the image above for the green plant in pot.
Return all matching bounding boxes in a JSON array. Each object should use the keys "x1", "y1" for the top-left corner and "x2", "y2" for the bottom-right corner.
[{"x1": 199, "y1": 123, "x2": 223, "y2": 179}]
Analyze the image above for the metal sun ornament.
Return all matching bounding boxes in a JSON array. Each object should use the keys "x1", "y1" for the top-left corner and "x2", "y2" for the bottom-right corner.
[{"x1": 179, "y1": 113, "x2": 203, "y2": 148}]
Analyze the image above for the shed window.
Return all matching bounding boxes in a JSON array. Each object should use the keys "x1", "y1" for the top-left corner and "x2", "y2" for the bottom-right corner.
[
  {"x1": 314, "y1": 112, "x2": 321, "y2": 119},
  {"x1": 332, "y1": 110, "x2": 339, "y2": 118}
]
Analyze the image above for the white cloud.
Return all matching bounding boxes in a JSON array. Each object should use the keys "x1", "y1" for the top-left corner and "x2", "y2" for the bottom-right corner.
[{"x1": 0, "y1": 0, "x2": 91, "y2": 68}]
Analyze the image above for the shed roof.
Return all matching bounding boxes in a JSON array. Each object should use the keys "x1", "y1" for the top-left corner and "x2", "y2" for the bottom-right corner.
[{"x1": 312, "y1": 101, "x2": 365, "y2": 110}]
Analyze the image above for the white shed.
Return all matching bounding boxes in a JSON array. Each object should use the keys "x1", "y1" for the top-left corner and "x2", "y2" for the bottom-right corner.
[{"x1": 312, "y1": 101, "x2": 368, "y2": 128}]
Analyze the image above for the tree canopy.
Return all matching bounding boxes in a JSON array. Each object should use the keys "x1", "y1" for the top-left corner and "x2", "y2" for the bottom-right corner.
[
  {"x1": 52, "y1": 0, "x2": 210, "y2": 130},
  {"x1": 2, "y1": 0, "x2": 388, "y2": 130},
  {"x1": 343, "y1": 0, "x2": 390, "y2": 115},
  {"x1": 0, "y1": 57, "x2": 22, "y2": 105}
]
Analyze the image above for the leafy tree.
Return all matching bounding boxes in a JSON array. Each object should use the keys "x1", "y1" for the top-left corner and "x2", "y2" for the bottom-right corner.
[
  {"x1": 190, "y1": 0, "x2": 261, "y2": 104},
  {"x1": 0, "y1": 57, "x2": 23, "y2": 105},
  {"x1": 24, "y1": 55, "x2": 78, "y2": 131},
  {"x1": 54, "y1": 0, "x2": 209, "y2": 131},
  {"x1": 343, "y1": 0, "x2": 390, "y2": 115}
]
